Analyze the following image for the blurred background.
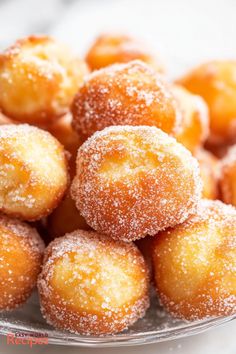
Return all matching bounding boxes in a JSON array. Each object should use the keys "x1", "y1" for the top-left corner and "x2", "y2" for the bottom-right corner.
[{"x1": 0, "y1": 0, "x2": 236, "y2": 77}]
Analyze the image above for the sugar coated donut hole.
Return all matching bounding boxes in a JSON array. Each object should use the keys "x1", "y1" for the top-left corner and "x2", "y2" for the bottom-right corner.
[
  {"x1": 195, "y1": 149, "x2": 219, "y2": 200},
  {"x1": 0, "y1": 214, "x2": 44, "y2": 310},
  {"x1": 71, "y1": 125, "x2": 202, "y2": 241},
  {"x1": 47, "y1": 193, "x2": 90, "y2": 239},
  {"x1": 172, "y1": 84, "x2": 209, "y2": 153},
  {"x1": 71, "y1": 60, "x2": 181, "y2": 140},
  {"x1": 0, "y1": 124, "x2": 69, "y2": 221},
  {"x1": 86, "y1": 33, "x2": 164, "y2": 73},
  {"x1": 220, "y1": 145, "x2": 236, "y2": 206},
  {"x1": 0, "y1": 35, "x2": 88, "y2": 125},
  {"x1": 38, "y1": 230, "x2": 149, "y2": 335},
  {"x1": 178, "y1": 61, "x2": 236, "y2": 144},
  {"x1": 152, "y1": 199, "x2": 236, "y2": 320}
]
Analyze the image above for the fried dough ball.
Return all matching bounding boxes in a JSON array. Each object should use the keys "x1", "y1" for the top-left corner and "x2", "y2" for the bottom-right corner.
[
  {"x1": 195, "y1": 149, "x2": 219, "y2": 200},
  {"x1": 38, "y1": 230, "x2": 149, "y2": 335},
  {"x1": 47, "y1": 193, "x2": 90, "y2": 239},
  {"x1": 220, "y1": 145, "x2": 236, "y2": 206},
  {"x1": 172, "y1": 85, "x2": 209, "y2": 153},
  {"x1": 0, "y1": 124, "x2": 69, "y2": 221},
  {"x1": 0, "y1": 36, "x2": 88, "y2": 125},
  {"x1": 152, "y1": 200, "x2": 236, "y2": 320},
  {"x1": 178, "y1": 61, "x2": 236, "y2": 144},
  {"x1": 71, "y1": 60, "x2": 181, "y2": 140},
  {"x1": 71, "y1": 126, "x2": 202, "y2": 241},
  {"x1": 0, "y1": 214, "x2": 44, "y2": 310},
  {"x1": 86, "y1": 33, "x2": 164, "y2": 73}
]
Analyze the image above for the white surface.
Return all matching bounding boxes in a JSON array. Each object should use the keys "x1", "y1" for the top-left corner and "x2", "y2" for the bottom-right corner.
[
  {"x1": 52, "y1": 0, "x2": 236, "y2": 77},
  {"x1": 0, "y1": 0, "x2": 235, "y2": 353}
]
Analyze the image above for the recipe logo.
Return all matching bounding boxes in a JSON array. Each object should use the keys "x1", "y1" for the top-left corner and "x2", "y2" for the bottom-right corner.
[{"x1": 6, "y1": 331, "x2": 48, "y2": 347}]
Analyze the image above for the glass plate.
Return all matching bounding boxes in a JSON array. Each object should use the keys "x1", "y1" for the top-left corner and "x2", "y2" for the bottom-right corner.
[{"x1": 0, "y1": 291, "x2": 235, "y2": 347}]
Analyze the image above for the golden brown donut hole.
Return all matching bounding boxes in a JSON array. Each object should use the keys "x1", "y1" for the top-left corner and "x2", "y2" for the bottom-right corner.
[
  {"x1": 71, "y1": 125, "x2": 202, "y2": 241},
  {"x1": 172, "y1": 84, "x2": 209, "y2": 153},
  {"x1": 152, "y1": 200, "x2": 236, "y2": 320},
  {"x1": 0, "y1": 36, "x2": 88, "y2": 125},
  {"x1": 86, "y1": 33, "x2": 164, "y2": 73},
  {"x1": 38, "y1": 230, "x2": 149, "y2": 335},
  {"x1": 178, "y1": 61, "x2": 236, "y2": 144},
  {"x1": 71, "y1": 60, "x2": 181, "y2": 140},
  {"x1": 0, "y1": 124, "x2": 69, "y2": 221}
]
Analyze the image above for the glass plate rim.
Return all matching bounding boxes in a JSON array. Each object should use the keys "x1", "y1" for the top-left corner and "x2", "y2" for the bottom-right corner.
[{"x1": 0, "y1": 315, "x2": 235, "y2": 347}]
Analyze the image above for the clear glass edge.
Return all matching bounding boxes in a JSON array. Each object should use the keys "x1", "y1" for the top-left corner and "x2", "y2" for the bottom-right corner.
[{"x1": 0, "y1": 315, "x2": 235, "y2": 347}]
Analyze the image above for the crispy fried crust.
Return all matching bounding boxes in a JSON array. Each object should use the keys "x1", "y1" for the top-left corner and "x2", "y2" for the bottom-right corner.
[
  {"x1": 71, "y1": 60, "x2": 181, "y2": 140},
  {"x1": 152, "y1": 200, "x2": 236, "y2": 320},
  {"x1": 71, "y1": 125, "x2": 202, "y2": 241},
  {"x1": 38, "y1": 230, "x2": 149, "y2": 335},
  {"x1": 0, "y1": 124, "x2": 69, "y2": 221},
  {"x1": 0, "y1": 35, "x2": 88, "y2": 125}
]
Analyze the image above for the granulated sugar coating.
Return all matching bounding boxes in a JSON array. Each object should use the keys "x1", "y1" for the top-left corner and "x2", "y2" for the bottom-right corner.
[
  {"x1": 0, "y1": 213, "x2": 44, "y2": 310},
  {"x1": 71, "y1": 125, "x2": 202, "y2": 241},
  {"x1": 152, "y1": 199, "x2": 236, "y2": 320},
  {"x1": 0, "y1": 35, "x2": 88, "y2": 125},
  {"x1": 0, "y1": 124, "x2": 69, "y2": 221},
  {"x1": 71, "y1": 60, "x2": 181, "y2": 139},
  {"x1": 220, "y1": 144, "x2": 236, "y2": 206},
  {"x1": 38, "y1": 230, "x2": 149, "y2": 335}
]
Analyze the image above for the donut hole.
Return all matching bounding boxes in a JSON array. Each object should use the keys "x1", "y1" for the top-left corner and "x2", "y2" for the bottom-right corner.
[
  {"x1": 0, "y1": 124, "x2": 68, "y2": 220},
  {"x1": 152, "y1": 200, "x2": 236, "y2": 320},
  {"x1": 71, "y1": 61, "x2": 180, "y2": 139},
  {"x1": 38, "y1": 230, "x2": 149, "y2": 334},
  {"x1": 0, "y1": 36, "x2": 88, "y2": 124},
  {"x1": 71, "y1": 126, "x2": 202, "y2": 241}
]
